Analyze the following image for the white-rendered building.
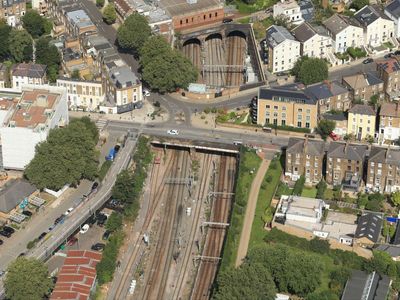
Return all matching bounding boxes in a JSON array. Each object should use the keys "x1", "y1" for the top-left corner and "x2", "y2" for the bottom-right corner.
[
  {"x1": 273, "y1": 0, "x2": 304, "y2": 25},
  {"x1": 323, "y1": 14, "x2": 364, "y2": 53},
  {"x1": 266, "y1": 25, "x2": 300, "y2": 73},
  {"x1": 275, "y1": 195, "x2": 326, "y2": 223},
  {"x1": 57, "y1": 78, "x2": 105, "y2": 111},
  {"x1": 11, "y1": 63, "x2": 47, "y2": 91},
  {"x1": 354, "y1": 5, "x2": 395, "y2": 48},
  {"x1": 292, "y1": 22, "x2": 334, "y2": 62},
  {"x1": 0, "y1": 85, "x2": 68, "y2": 170},
  {"x1": 385, "y1": 0, "x2": 400, "y2": 38}
]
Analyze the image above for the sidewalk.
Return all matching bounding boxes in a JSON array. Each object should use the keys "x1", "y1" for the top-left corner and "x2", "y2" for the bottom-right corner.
[{"x1": 235, "y1": 159, "x2": 270, "y2": 267}]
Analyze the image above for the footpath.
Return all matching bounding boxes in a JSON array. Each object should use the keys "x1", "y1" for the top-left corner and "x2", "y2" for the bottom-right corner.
[{"x1": 235, "y1": 159, "x2": 270, "y2": 267}]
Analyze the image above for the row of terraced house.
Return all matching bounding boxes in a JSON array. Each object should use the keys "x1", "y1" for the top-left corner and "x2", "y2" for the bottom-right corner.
[
  {"x1": 267, "y1": 0, "x2": 400, "y2": 73},
  {"x1": 285, "y1": 137, "x2": 400, "y2": 193},
  {"x1": 254, "y1": 54, "x2": 400, "y2": 143}
]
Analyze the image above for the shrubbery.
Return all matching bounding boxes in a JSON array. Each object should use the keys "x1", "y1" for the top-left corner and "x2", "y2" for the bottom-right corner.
[
  {"x1": 292, "y1": 175, "x2": 305, "y2": 196},
  {"x1": 347, "y1": 47, "x2": 367, "y2": 59}
]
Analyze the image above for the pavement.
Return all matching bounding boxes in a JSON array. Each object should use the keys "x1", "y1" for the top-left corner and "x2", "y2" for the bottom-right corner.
[{"x1": 235, "y1": 159, "x2": 270, "y2": 267}]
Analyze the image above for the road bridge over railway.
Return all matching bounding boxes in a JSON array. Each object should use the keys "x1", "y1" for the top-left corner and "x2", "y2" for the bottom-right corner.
[{"x1": 180, "y1": 23, "x2": 265, "y2": 88}]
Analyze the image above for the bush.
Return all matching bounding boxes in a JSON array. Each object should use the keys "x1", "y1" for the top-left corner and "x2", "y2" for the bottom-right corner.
[
  {"x1": 275, "y1": 182, "x2": 292, "y2": 198},
  {"x1": 27, "y1": 239, "x2": 37, "y2": 249},
  {"x1": 347, "y1": 47, "x2": 367, "y2": 59},
  {"x1": 98, "y1": 160, "x2": 112, "y2": 181},
  {"x1": 316, "y1": 180, "x2": 327, "y2": 199},
  {"x1": 264, "y1": 123, "x2": 311, "y2": 133},
  {"x1": 293, "y1": 175, "x2": 305, "y2": 196}
]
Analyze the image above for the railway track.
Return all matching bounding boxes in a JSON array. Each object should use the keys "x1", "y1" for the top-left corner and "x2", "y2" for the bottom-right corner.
[
  {"x1": 226, "y1": 36, "x2": 246, "y2": 87},
  {"x1": 183, "y1": 42, "x2": 202, "y2": 81},
  {"x1": 111, "y1": 150, "x2": 176, "y2": 300},
  {"x1": 190, "y1": 155, "x2": 236, "y2": 300},
  {"x1": 141, "y1": 150, "x2": 190, "y2": 300},
  {"x1": 171, "y1": 153, "x2": 214, "y2": 300}
]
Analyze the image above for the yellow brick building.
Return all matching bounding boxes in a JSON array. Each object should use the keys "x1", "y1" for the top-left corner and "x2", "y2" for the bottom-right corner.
[{"x1": 347, "y1": 104, "x2": 376, "y2": 141}]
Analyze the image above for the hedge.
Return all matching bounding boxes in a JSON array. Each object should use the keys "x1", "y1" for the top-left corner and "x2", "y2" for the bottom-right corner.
[{"x1": 265, "y1": 123, "x2": 311, "y2": 133}]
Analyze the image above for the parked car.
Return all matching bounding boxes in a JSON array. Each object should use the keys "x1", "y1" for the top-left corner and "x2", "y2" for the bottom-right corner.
[
  {"x1": 143, "y1": 89, "x2": 150, "y2": 97},
  {"x1": 91, "y1": 182, "x2": 99, "y2": 191},
  {"x1": 329, "y1": 132, "x2": 340, "y2": 141},
  {"x1": 222, "y1": 17, "x2": 233, "y2": 23},
  {"x1": 2, "y1": 226, "x2": 15, "y2": 234},
  {"x1": 86, "y1": 215, "x2": 97, "y2": 225},
  {"x1": 67, "y1": 236, "x2": 78, "y2": 246},
  {"x1": 91, "y1": 243, "x2": 106, "y2": 251},
  {"x1": 363, "y1": 58, "x2": 373, "y2": 64},
  {"x1": 167, "y1": 129, "x2": 179, "y2": 135},
  {"x1": 97, "y1": 214, "x2": 108, "y2": 226},
  {"x1": 22, "y1": 210, "x2": 32, "y2": 217},
  {"x1": 0, "y1": 231, "x2": 11, "y2": 238},
  {"x1": 64, "y1": 207, "x2": 74, "y2": 215},
  {"x1": 54, "y1": 215, "x2": 65, "y2": 225},
  {"x1": 102, "y1": 230, "x2": 111, "y2": 241},
  {"x1": 37, "y1": 232, "x2": 47, "y2": 241},
  {"x1": 79, "y1": 224, "x2": 90, "y2": 234}
]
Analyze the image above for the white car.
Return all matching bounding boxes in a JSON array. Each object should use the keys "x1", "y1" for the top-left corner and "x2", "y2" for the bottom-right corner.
[
  {"x1": 64, "y1": 207, "x2": 74, "y2": 215},
  {"x1": 143, "y1": 90, "x2": 150, "y2": 97},
  {"x1": 79, "y1": 224, "x2": 90, "y2": 234},
  {"x1": 167, "y1": 130, "x2": 179, "y2": 135}
]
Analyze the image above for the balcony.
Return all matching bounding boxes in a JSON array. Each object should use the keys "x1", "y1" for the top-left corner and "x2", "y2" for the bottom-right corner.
[{"x1": 342, "y1": 171, "x2": 361, "y2": 192}]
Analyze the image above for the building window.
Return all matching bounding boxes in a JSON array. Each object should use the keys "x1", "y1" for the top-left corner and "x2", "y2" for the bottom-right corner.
[
  {"x1": 204, "y1": 15, "x2": 206, "y2": 20},
  {"x1": 282, "y1": 106, "x2": 286, "y2": 111},
  {"x1": 297, "y1": 121, "x2": 302, "y2": 127},
  {"x1": 273, "y1": 119, "x2": 278, "y2": 125},
  {"x1": 215, "y1": 12, "x2": 218, "y2": 17},
  {"x1": 209, "y1": 13, "x2": 212, "y2": 18},
  {"x1": 274, "y1": 106, "x2": 278, "y2": 110},
  {"x1": 266, "y1": 105, "x2": 270, "y2": 109},
  {"x1": 298, "y1": 108, "x2": 302, "y2": 112},
  {"x1": 186, "y1": 19, "x2": 188, "y2": 23},
  {"x1": 265, "y1": 118, "x2": 270, "y2": 124},
  {"x1": 306, "y1": 122, "x2": 310, "y2": 128},
  {"x1": 281, "y1": 120, "x2": 286, "y2": 126}
]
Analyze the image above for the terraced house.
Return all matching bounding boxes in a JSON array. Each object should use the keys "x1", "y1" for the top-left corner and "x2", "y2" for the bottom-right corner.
[
  {"x1": 342, "y1": 72, "x2": 384, "y2": 102},
  {"x1": 326, "y1": 142, "x2": 368, "y2": 191},
  {"x1": 379, "y1": 102, "x2": 400, "y2": 142},
  {"x1": 285, "y1": 137, "x2": 325, "y2": 183},
  {"x1": 376, "y1": 57, "x2": 400, "y2": 100},
  {"x1": 347, "y1": 104, "x2": 376, "y2": 141},
  {"x1": 256, "y1": 85, "x2": 318, "y2": 130},
  {"x1": 367, "y1": 146, "x2": 400, "y2": 193}
]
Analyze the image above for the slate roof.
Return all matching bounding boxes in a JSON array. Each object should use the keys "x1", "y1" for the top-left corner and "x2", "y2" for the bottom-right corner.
[
  {"x1": 323, "y1": 112, "x2": 347, "y2": 121},
  {"x1": 343, "y1": 72, "x2": 383, "y2": 89},
  {"x1": 376, "y1": 58, "x2": 400, "y2": 73},
  {"x1": 12, "y1": 63, "x2": 47, "y2": 78},
  {"x1": 0, "y1": 179, "x2": 36, "y2": 213},
  {"x1": 299, "y1": 0, "x2": 314, "y2": 21},
  {"x1": 259, "y1": 87, "x2": 317, "y2": 105},
  {"x1": 355, "y1": 212, "x2": 383, "y2": 243},
  {"x1": 305, "y1": 81, "x2": 349, "y2": 101},
  {"x1": 286, "y1": 137, "x2": 325, "y2": 156},
  {"x1": 341, "y1": 270, "x2": 391, "y2": 300},
  {"x1": 0, "y1": 0, "x2": 24, "y2": 9},
  {"x1": 323, "y1": 14, "x2": 361, "y2": 36},
  {"x1": 266, "y1": 25, "x2": 296, "y2": 48},
  {"x1": 109, "y1": 66, "x2": 139, "y2": 88},
  {"x1": 327, "y1": 142, "x2": 368, "y2": 161},
  {"x1": 393, "y1": 221, "x2": 400, "y2": 244},
  {"x1": 379, "y1": 103, "x2": 400, "y2": 118},
  {"x1": 376, "y1": 244, "x2": 400, "y2": 257},
  {"x1": 354, "y1": 5, "x2": 390, "y2": 27},
  {"x1": 386, "y1": 0, "x2": 400, "y2": 19},
  {"x1": 369, "y1": 146, "x2": 400, "y2": 166},
  {"x1": 292, "y1": 22, "x2": 316, "y2": 42},
  {"x1": 349, "y1": 104, "x2": 376, "y2": 116}
]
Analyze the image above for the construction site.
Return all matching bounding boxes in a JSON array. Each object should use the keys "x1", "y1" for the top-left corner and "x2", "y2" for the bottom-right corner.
[
  {"x1": 110, "y1": 141, "x2": 238, "y2": 300},
  {"x1": 181, "y1": 23, "x2": 265, "y2": 92}
]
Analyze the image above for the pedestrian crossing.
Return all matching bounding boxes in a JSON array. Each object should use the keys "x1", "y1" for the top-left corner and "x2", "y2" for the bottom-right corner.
[{"x1": 96, "y1": 119, "x2": 108, "y2": 131}]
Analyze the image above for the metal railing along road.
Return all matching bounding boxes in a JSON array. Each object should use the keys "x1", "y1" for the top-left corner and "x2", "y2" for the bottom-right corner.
[{"x1": 0, "y1": 137, "x2": 137, "y2": 298}]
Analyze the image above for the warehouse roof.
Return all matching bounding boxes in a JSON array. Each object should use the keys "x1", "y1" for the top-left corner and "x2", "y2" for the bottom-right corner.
[
  {"x1": 159, "y1": 0, "x2": 222, "y2": 17},
  {"x1": 0, "y1": 179, "x2": 36, "y2": 213}
]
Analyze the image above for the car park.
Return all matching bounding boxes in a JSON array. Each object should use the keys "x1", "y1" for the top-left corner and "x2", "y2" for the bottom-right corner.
[
  {"x1": 167, "y1": 129, "x2": 179, "y2": 135},
  {"x1": 67, "y1": 236, "x2": 78, "y2": 246},
  {"x1": 37, "y1": 232, "x2": 47, "y2": 241},
  {"x1": 0, "y1": 231, "x2": 11, "y2": 238},
  {"x1": 91, "y1": 243, "x2": 106, "y2": 251},
  {"x1": 2, "y1": 226, "x2": 15, "y2": 234},
  {"x1": 363, "y1": 58, "x2": 373, "y2": 64},
  {"x1": 102, "y1": 230, "x2": 111, "y2": 241},
  {"x1": 22, "y1": 210, "x2": 32, "y2": 217},
  {"x1": 79, "y1": 224, "x2": 90, "y2": 234}
]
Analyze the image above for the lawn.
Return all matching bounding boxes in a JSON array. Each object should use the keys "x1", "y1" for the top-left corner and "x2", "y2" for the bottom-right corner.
[
  {"x1": 220, "y1": 148, "x2": 262, "y2": 271},
  {"x1": 248, "y1": 156, "x2": 282, "y2": 249},
  {"x1": 301, "y1": 187, "x2": 318, "y2": 198}
]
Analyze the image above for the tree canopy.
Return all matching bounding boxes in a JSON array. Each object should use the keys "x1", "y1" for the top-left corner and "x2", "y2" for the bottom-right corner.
[
  {"x1": 35, "y1": 36, "x2": 61, "y2": 82},
  {"x1": 140, "y1": 36, "x2": 198, "y2": 93},
  {"x1": 103, "y1": 4, "x2": 117, "y2": 25},
  {"x1": 4, "y1": 257, "x2": 53, "y2": 300},
  {"x1": 292, "y1": 57, "x2": 328, "y2": 85},
  {"x1": 22, "y1": 10, "x2": 51, "y2": 38},
  {"x1": 117, "y1": 13, "x2": 151, "y2": 55},
  {"x1": 8, "y1": 29, "x2": 33, "y2": 62},
  {"x1": 24, "y1": 117, "x2": 98, "y2": 190},
  {"x1": 316, "y1": 119, "x2": 336, "y2": 140},
  {"x1": 350, "y1": 0, "x2": 369, "y2": 10},
  {"x1": 0, "y1": 20, "x2": 11, "y2": 60},
  {"x1": 213, "y1": 263, "x2": 276, "y2": 300}
]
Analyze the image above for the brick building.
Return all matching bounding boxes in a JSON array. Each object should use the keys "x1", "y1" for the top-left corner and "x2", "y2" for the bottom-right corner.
[
  {"x1": 376, "y1": 57, "x2": 400, "y2": 100},
  {"x1": 342, "y1": 72, "x2": 384, "y2": 102},
  {"x1": 0, "y1": 0, "x2": 26, "y2": 27}
]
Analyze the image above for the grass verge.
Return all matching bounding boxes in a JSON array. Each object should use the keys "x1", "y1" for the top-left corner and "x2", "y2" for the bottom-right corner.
[
  {"x1": 220, "y1": 148, "x2": 261, "y2": 271},
  {"x1": 301, "y1": 187, "x2": 318, "y2": 198},
  {"x1": 98, "y1": 160, "x2": 112, "y2": 181}
]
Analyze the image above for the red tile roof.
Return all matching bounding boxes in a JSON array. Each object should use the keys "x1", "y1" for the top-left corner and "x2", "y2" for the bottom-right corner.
[{"x1": 50, "y1": 250, "x2": 102, "y2": 300}]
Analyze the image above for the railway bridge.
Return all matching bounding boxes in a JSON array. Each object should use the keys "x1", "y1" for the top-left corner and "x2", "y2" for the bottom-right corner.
[{"x1": 180, "y1": 24, "x2": 265, "y2": 89}]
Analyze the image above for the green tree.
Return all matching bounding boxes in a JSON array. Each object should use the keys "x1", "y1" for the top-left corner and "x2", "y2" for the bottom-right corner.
[
  {"x1": 357, "y1": 193, "x2": 369, "y2": 208},
  {"x1": 35, "y1": 36, "x2": 61, "y2": 82},
  {"x1": 105, "y1": 212, "x2": 123, "y2": 232},
  {"x1": 213, "y1": 263, "x2": 276, "y2": 300},
  {"x1": 117, "y1": 13, "x2": 151, "y2": 55},
  {"x1": 350, "y1": 0, "x2": 369, "y2": 10},
  {"x1": 292, "y1": 57, "x2": 328, "y2": 85},
  {"x1": 4, "y1": 257, "x2": 53, "y2": 300},
  {"x1": 392, "y1": 191, "x2": 400, "y2": 207},
  {"x1": 71, "y1": 69, "x2": 80, "y2": 79},
  {"x1": 0, "y1": 20, "x2": 11, "y2": 59},
  {"x1": 112, "y1": 170, "x2": 136, "y2": 203},
  {"x1": 8, "y1": 29, "x2": 33, "y2": 62},
  {"x1": 306, "y1": 290, "x2": 338, "y2": 300},
  {"x1": 292, "y1": 175, "x2": 305, "y2": 196},
  {"x1": 316, "y1": 119, "x2": 336, "y2": 140},
  {"x1": 140, "y1": 35, "x2": 171, "y2": 67},
  {"x1": 316, "y1": 179, "x2": 327, "y2": 199},
  {"x1": 22, "y1": 10, "x2": 48, "y2": 38},
  {"x1": 103, "y1": 4, "x2": 117, "y2": 24},
  {"x1": 24, "y1": 118, "x2": 98, "y2": 190},
  {"x1": 96, "y1": 0, "x2": 105, "y2": 7}
]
